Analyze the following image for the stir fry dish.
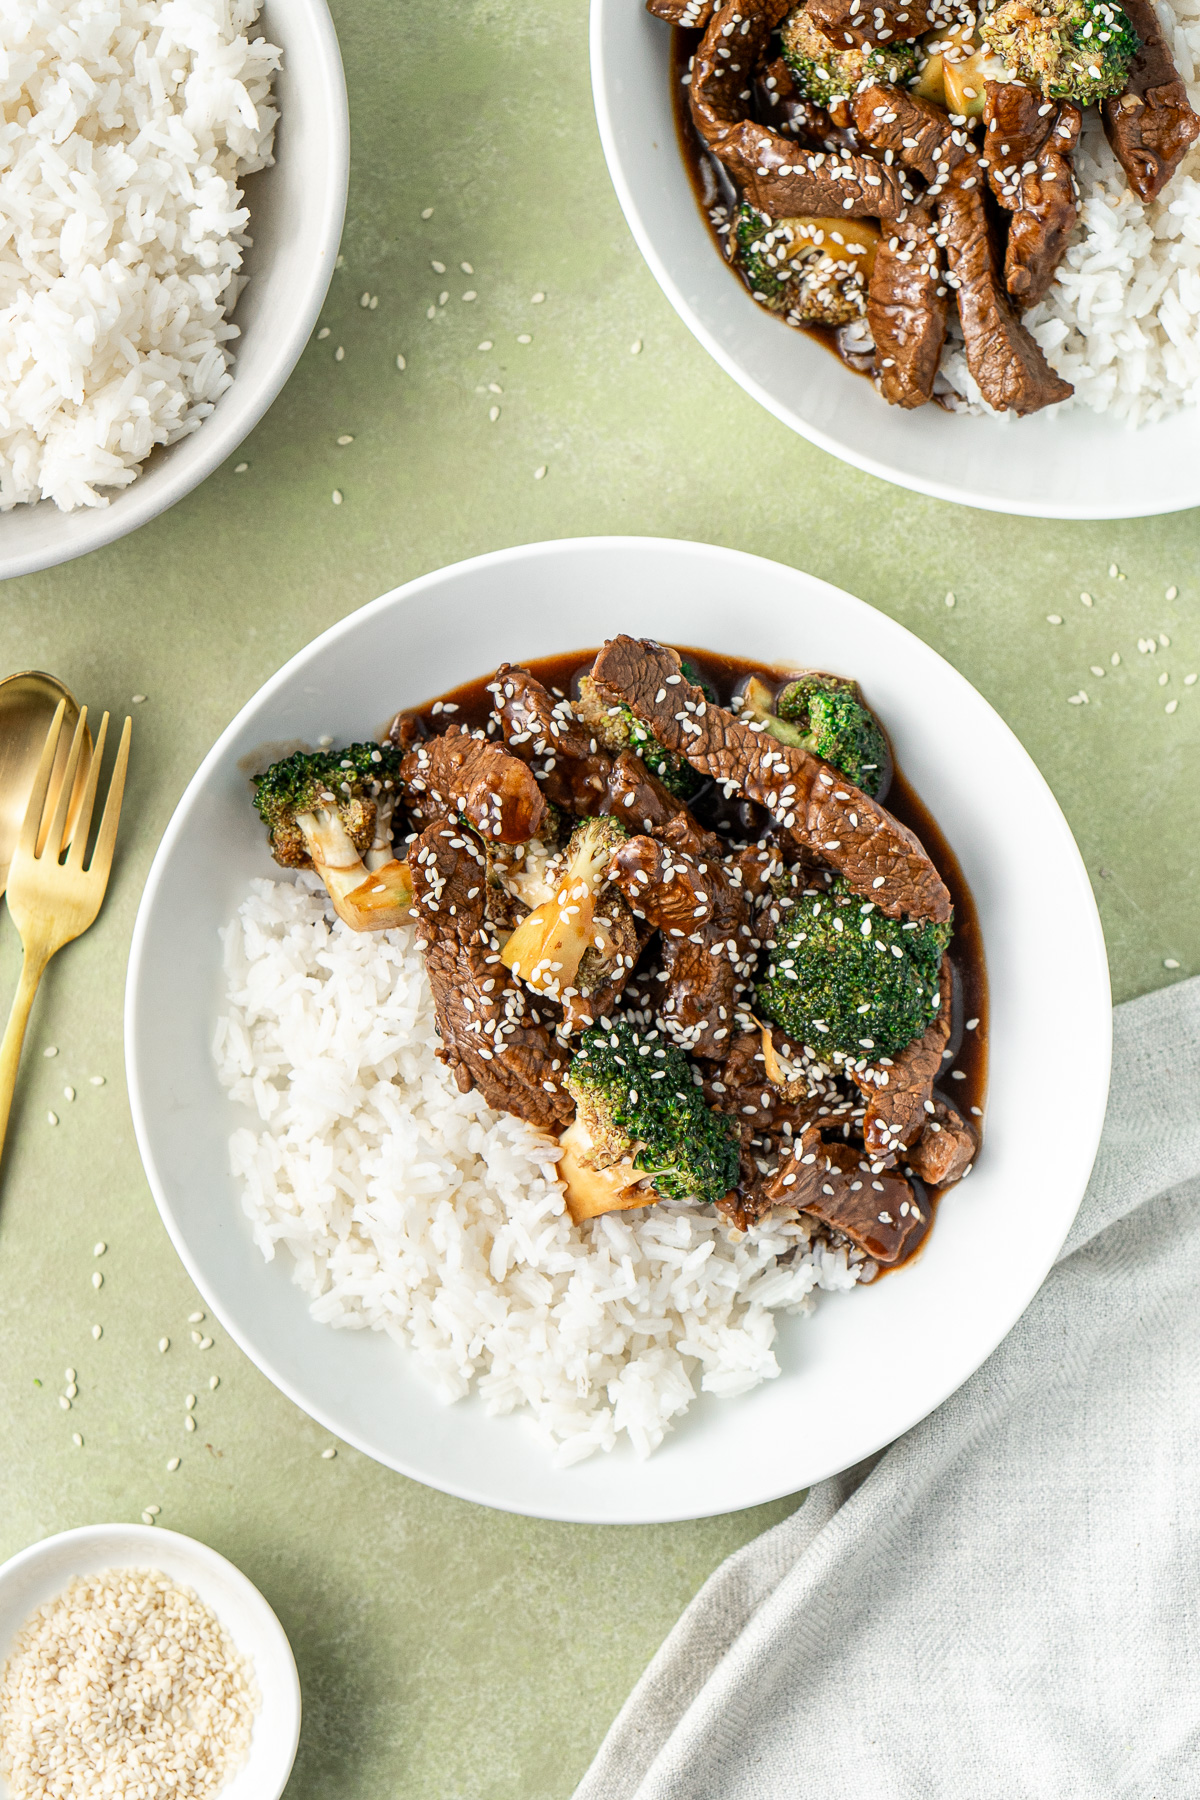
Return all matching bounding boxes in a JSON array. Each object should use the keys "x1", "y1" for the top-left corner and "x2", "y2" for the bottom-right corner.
[
  {"x1": 251, "y1": 639, "x2": 986, "y2": 1276},
  {"x1": 652, "y1": 0, "x2": 1199, "y2": 412}
]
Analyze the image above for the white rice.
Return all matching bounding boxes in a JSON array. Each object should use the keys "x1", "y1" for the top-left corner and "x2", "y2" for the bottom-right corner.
[
  {"x1": 214, "y1": 876, "x2": 863, "y2": 1465},
  {"x1": 940, "y1": 0, "x2": 1200, "y2": 424},
  {"x1": 0, "y1": 0, "x2": 280, "y2": 512}
]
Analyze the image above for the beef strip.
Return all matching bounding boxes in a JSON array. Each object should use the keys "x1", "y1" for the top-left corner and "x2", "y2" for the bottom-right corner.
[
  {"x1": 589, "y1": 636, "x2": 952, "y2": 923},
  {"x1": 400, "y1": 727, "x2": 547, "y2": 845},
  {"x1": 867, "y1": 209, "x2": 947, "y2": 406},
  {"x1": 647, "y1": 0, "x2": 717, "y2": 22},
  {"x1": 854, "y1": 83, "x2": 1074, "y2": 412},
  {"x1": 983, "y1": 84, "x2": 1080, "y2": 308},
  {"x1": 765, "y1": 1124, "x2": 927, "y2": 1262},
  {"x1": 490, "y1": 664, "x2": 613, "y2": 814},
  {"x1": 907, "y1": 1096, "x2": 976, "y2": 1184},
  {"x1": 408, "y1": 816, "x2": 574, "y2": 1130},
  {"x1": 850, "y1": 962, "x2": 952, "y2": 1163},
  {"x1": 609, "y1": 835, "x2": 754, "y2": 1058},
  {"x1": 808, "y1": 0, "x2": 945, "y2": 48},
  {"x1": 940, "y1": 180, "x2": 1074, "y2": 412},
  {"x1": 757, "y1": 56, "x2": 840, "y2": 144},
  {"x1": 1103, "y1": 0, "x2": 1200, "y2": 201},
  {"x1": 700, "y1": 1029, "x2": 831, "y2": 1225},
  {"x1": 690, "y1": 0, "x2": 914, "y2": 219}
]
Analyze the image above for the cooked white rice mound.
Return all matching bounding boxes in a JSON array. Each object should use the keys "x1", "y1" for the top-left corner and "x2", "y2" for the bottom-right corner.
[
  {"x1": 214, "y1": 877, "x2": 861, "y2": 1464},
  {"x1": 0, "y1": 0, "x2": 280, "y2": 512},
  {"x1": 941, "y1": 0, "x2": 1200, "y2": 424}
]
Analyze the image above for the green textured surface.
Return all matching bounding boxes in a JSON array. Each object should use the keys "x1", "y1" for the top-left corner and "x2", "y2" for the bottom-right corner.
[{"x1": 0, "y1": 1, "x2": 1197, "y2": 1795}]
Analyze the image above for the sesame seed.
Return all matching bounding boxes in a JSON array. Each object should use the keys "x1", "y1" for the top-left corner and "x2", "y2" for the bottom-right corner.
[
  {"x1": 945, "y1": 590, "x2": 955, "y2": 607},
  {"x1": 167, "y1": 1456, "x2": 181, "y2": 1471},
  {"x1": 63, "y1": 1085, "x2": 74, "y2": 1101},
  {"x1": 43, "y1": 1046, "x2": 57, "y2": 1058},
  {"x1": 233, "y1": 462, "x2": 248, "y2": 474},
  {"x1": 158, "y1": 1338, "x2": 170, "y2": 1353},
  {"x1": 421, "y1": 206, "x2": 433, "y2": 219},
  {"x1": 91, "y1": 1325, "x2": 102, "y2": 1340},
  {"x1": 90, "y1": 1075, "x2": 105, "y2": 1087},
  {"x1": 517, "y1": 333, "x2": 532, "y2": 344},
  {"x1": 478, "y1": 340, "x2": 493, "y2": 350},
  {"x1": 72, "y1": 1433, "x2": 83, "y2": 1446},
  {"x1": 334, "y1": 345, "x2": 344, "y2": 360},
  {"x1": 533, "y1": 465, "x2": 547, "y2": 480},
  {"x1": 336, "y1": 434, "x2": 354, "y2": 446},
  {"x1": 91, "y1": 1271, "x2": 102, "y2": 1288},
  {"x1": 431, "y1": 260, "x2": 445, "y2": 273},
  {"x1": 489, "y1": 406, "x2": 500, "y2": 422},
  {"x1": 46, "y1": 1111, "x2": 58, "y2": 1126},
  {"x1": 396, "y1": 353, "x2": 407, "y2": 369},
  {"x1": 1167, "y1": 585, "x2": 1178, "y2": 600},
  {"x1": 93, "y1": 1242, "x2": 105, "y2": 1257},
  {"x1": 1165, "y1": 957, "x2": 1181, "y2": 968},
  {"x1": 317, "y1": 326, "x2": 330, "y2": 339},
  {"x1": 209, "y1": 1376, "x2": 220, "y2": 1391},
  {"x1": 630, "y1": 338, "x2": 643, "y2": 354},
  {"x1": 199, "y1": 1337, "x2": 214, "y2": 1351},
  {"x1": 188, "y1": 1312, "x2": 204, "y2": 1324},
  {"x1": 1080, "y1": 592, "x2": 1093, "y2": 606},
  {"x1": 1047, "y1": 614, "x2": 1062, "y2": 625},
  {"x1": 332, "y1": 490, "x2": 343, "y2": 505},
  {"x1": 321, "y1": 1446, "x2": 338, "y2": 1460}
]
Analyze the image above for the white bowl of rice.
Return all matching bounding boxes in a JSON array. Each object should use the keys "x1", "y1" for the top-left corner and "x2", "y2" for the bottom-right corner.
[
  {"x1": 124, "y1": 537, "x2": 1112, "y2": 1523},
  {"x1": 0, "y1": 0, "x2": 348, "y2": 580},
  {"x1": 0, "y1": 1523, "x2": 300, "y2": 1800},
  {"x1": 592, "y1": 0, "x2": 1200, "y2": 518}
]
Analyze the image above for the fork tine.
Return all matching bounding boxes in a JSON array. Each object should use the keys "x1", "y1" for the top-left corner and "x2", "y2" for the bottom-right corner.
[
  {"x1": 40, "y1": 706, "x2": 88, "y2": 863},
  {"x1": 17, "y1": 701, "x2": 67, "y2": 857},
  {"x1": 84, "y1": 715, "x2": 131, "y2": 882},
  {"x1": 66, "y1": 710, "x2": 106, "y2": 873}
]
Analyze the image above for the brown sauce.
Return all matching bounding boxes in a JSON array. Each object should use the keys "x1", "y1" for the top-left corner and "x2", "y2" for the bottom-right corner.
[
  {"x1": 406, "y1": 645, "x2": 989, "y2": 1260},
  {"x1": 668, "y1": 26, "x2": 870, "y2": 375}
]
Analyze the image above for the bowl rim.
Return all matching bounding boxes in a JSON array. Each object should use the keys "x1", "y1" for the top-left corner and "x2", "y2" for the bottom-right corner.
[
  {"x1": 124, "y1": 535, "x2": 1113, "y2": 1522},
  {"x1": 0, "y1": 1522, "x2": 301, "y2": 1800},
  {"x1": 587, "y1": 0, "x2": 1200, "y2": 521},
  {"x1": 0, "y1": 0, "x2": 350, "y2": 583}
]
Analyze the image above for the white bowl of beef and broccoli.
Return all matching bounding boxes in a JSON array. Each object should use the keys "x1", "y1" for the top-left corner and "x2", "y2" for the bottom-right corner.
[
  {"x1": 127, "y1": 539, "x2": 1111, "y2": 1515},
  {"x1": 591, "y1": 0, "x2": 1200, "y2": 516}
]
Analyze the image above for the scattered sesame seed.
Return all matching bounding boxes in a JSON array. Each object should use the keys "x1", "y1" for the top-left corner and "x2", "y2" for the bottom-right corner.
[
  {"x1": 72, "y1": 1433, "x2": 83, "y2": 1446},
  {"x1": 141, "y1": 1510, "x2": 154, "y2": 1524},
  {"x1": 1166, "y1": 699, "x2": 1178, "y2": 713},
  {"x1": 43, "y1": 1046, "x2": 57, "y2": 1058},
  {"x1": 317, "y1": 326, "x2": 330, "y2": 339},
  {"x1": 91, "y1": 1325, "x2": 102, "y2": 1340},
  {"x1": 335, "y1": 254, "x2": 344, "y2": 268},
  {"x1": 233, "y1": 462, "x2": 248, "y2": 474},
  {"x1": 145, "y1": 1504, "x2": 160, "y2": 1517},
  {"x1": 91, "y1": 1271, "x2": 102, "y2": 1288},
  {"x1": 188, "y1": 1312, "x2": 205, "y2": 1324},
  {"x1": 1186, "y1": 674, "x2": 1198, "y2": 686},
  {"x1": 321, "y1": 1447, "x2": 337, "y2": 1460},
  {"x1": 332, "y1": 490, "x2": 343, "y2": 506},
  {"x1": 1166, "y1": 585, "x2": 1178, "y2": 600},
  {"x1": 426, "y1": 306, "x2": 435, "y2": 319},
  {"x1": 478, "y1": 340, "x2": 493, "y2": 350},
  {"x1": 945, "y1": 591, "x2": 955, "y2": 608},
  {"x1": 90, "y1": 1075, "x2": 105, "y2": 1087},
  {"x1": 630, "y1": 338, "x2": 643, "y2": 354},
  {"x1": 167, "y1": 1456, "x2": 181, "y2": 1471},
  {"x1": 369, "y1": 295, "x2": 378, "y2": 310},
  {"x1": 63, "y1": 1085, "x2": 74, "y2": 1101},
  {"x1": 1090, "y1": 666, "x2": 1105, "y2": 678},
  {"x1": 1046, "y1": 614, "x2": 1062, "y2": 625},
  {"x1": 209, "y1": 1376, "x2": 219, "y2": 1391},
  {"x1": 1165, "y1": 957, "x2": 1181, "y2": 968},
  {"x1": 462, "y1": 290, "x2": 477, "y2": 301},
  {"x1": 533, "y1": 465, "x2": 547, "y2": 480},
  {"x1": 430, "y1": 261, "x2": 445, "y2": 274},
  {"x1": 199, "y1": 1337, "x2": 214, "y2": 1351},
  {"x1": 396, "y1": 353, "x2": 407, "y2": 370},
  {"x1": 1160, "y1": 633, "x2": 1170, "y2": 647},
  {"x1": 1109, "y1": 563, "x2": 1119, "y2": 576},
  {"x1": 185, "y1": 1395, "x2": 196, "y2": 1410},
  {"x1": 59, "y1": 1396, "x2": 70, "y2": 1410},
  {"x1": 334, "y1": 345, "x2": 344, "y2": 361},
  {"x1": 532, "y1": 291, "x2": 545, "y2": 303},
  {"x1": 1067, "y1": 690, "x2": 1088, "y2": 705},
  {"x1": 489, "y1": 406, "x2": 500, "y2": 422},
  {"x1": 517, "y1": 333, "x2": 532, "y2": 344},
  {"x1": 159, "y1": 1338, "x2": 170, "y2": 1353},
  {"x1": 360, "y1": 289, "x2": 370, "y2": 306},
  {"x1": 65, "y1": 1368, "x2": 75, "y2": 1383},
  {"x1": 438, "y1": 291, "x2": 449, "y2": 305},
  {"x1": 93, "y1": 1242, "x2": 106, "y2": 1257},
  {"x1": 1159, "y1": 672, "x2": 1169, "y2": 686},
  {"x1": 47, "y1": 1111, "x2": 58, "y2": 1126},
  {"x1": 185, "y1": 1417, "x2": 196, "y2": 1432},
  {"x1": 462, "y1": 262, "x2": 474, "y2": 274},
  {"x1": 1111, "y1": 653, "x2": 1121, "y2": 666},
  {"x1": 1080, "y1": 592, "x2": 1093, "y2": 606},
  {"x1": 336, "y1": 434, "x2": 354, "y2": 446},
  {"x1": 421, "y1": 207, "x2": 434, "y2": 219}
]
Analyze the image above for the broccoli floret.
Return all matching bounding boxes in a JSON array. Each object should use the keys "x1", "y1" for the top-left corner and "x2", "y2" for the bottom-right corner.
[
  {"x1": 777, "y1": 674, "x2": 889, "y2": 797},
  {"x1": 576, "y1": 670, "x2": 705, "y2": 799},
  {"x1": 980, "y1": 0, "x2": 1138, "y2": 100},
  {"x1": 565, "y1": 1021, "x2": 740, "y2": 1205},
  {"x1": 501, "y1": 815, "x2": 629, "y2": 1000},
  {"x1": 252, "y1": 743, "x2": 412, "y2": 928},
  {"x1": 735, "y1": 207, "x2": 868, "y2": 325},
  {"x1": 757, "y1": 876, "x2": 950, "y2": 1061},
  {"x1": 780, "y1": 5, "x2": 919, "y2": 107}
]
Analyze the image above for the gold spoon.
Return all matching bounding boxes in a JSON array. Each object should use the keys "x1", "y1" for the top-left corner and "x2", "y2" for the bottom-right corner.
[{"x1": 0, "y1": 672, "x2": 91, "y2": 898}]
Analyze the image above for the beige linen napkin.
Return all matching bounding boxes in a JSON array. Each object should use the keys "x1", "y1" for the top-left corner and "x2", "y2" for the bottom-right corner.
[{"x1": 576, "y1": 977, "x2": 1200, "y2": 1800}]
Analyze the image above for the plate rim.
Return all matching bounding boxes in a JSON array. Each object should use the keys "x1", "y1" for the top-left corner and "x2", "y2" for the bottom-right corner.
[{"x1": 125, "y1": 534, "x2": 1113, "y2": 1522}]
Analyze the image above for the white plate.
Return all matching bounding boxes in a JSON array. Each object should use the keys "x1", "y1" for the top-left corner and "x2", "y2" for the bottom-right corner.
[
  {"x1": 0, "y1": 1524, "x2": 300, "y2": 1800},
  {"x1": 0, "y1": 0, "x2": 349, "y2": 581},
  {"x1": 590, "y1": 0, "x2": 1200, "y2": 519},
  {"x1": 125, "y1": 537, "x2": 1112, "y2": 1523}
]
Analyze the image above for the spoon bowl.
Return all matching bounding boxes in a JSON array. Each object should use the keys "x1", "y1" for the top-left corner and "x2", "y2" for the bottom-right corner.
[{"x1": 0, "y1": 673, "x2": 91, "y2": 898}]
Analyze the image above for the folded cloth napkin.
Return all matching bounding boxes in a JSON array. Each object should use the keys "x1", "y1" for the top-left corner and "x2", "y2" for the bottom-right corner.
[{"x1": 575, "y1": 977, "x2": 1200, "y2": 1800}]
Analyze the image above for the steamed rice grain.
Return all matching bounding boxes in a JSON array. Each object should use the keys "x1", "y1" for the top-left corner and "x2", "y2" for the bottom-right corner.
[
  {"x1": 0, "y1": 0, "x2": 280, "y2": 511},
  {"x1": 215, "y1": 877, "x2": 864, "y2": 1464}
]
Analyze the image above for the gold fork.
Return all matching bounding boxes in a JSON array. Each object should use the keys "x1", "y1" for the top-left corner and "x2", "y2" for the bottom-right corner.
[{"x1": 0, "y1": 701, "x2": 132, "y2": 1166}]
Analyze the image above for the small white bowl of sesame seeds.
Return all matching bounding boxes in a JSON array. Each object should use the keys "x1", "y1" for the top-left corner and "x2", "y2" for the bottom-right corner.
[{"x1": 0, "y1": 1524, "x2": 300, "y2": 1800}]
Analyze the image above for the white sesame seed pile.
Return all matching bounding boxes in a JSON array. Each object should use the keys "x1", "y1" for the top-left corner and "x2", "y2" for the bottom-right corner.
[{"x1": 0, "y1": 1569, "x2": 258, "y2": 1800}]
